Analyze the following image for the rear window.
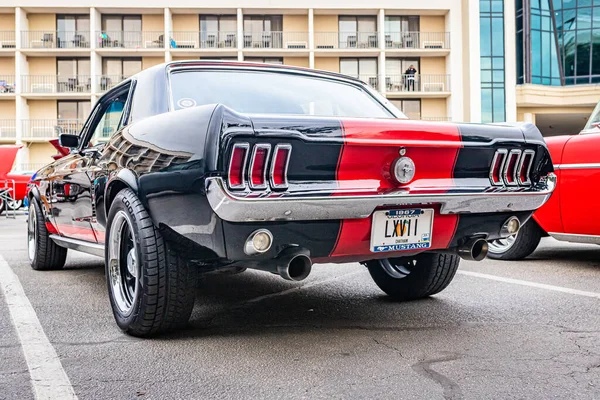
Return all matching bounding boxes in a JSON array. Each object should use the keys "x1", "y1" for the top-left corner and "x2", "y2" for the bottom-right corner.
[{"x1": 169, "y1": 69, "x2": 400, "y2": 118}]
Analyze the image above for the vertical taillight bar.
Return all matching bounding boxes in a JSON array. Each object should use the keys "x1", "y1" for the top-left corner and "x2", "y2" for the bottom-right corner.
[
  {"x1": 249, "y1": 144, "x2": 271, "y2": 189},
  {"x1": 270, "y1": 144, "x2": 292, "y2": 190},
  {"x1": 503, "y1": 150, "x2": 522, "y2": 186},
  {"x1": 517, "y1": 150, "x2": 535, "y2": 186},
  {"x1": 489, "y1": 149, "x2": 508, "y2": 186},
  {"x1": 228, "y1": 143, "x2": 249, "y2": 190}
]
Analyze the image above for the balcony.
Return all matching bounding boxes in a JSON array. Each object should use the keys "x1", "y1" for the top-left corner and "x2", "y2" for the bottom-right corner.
[
  {"x1": 315, "y1": 32, "x2": 378, "y2": 50},
  {"x1": 0, "y1": 119, "x2": 16, "y2": 141},
  {"x1": 21, "y1": 31, "x2": 91, "y2": 49},
  {"x1": 0, "y1": 31, "x2": 16, "y2": 49},
  {"x1": 385, "y1": 74, "x2": 451, "y2": 96},
  {"x1": 97, "y1": 31, "x2": 164, "y2": 49},
  {"x1": 97, "y1": 75, "x2": 130, "y2": 92},
  {"x1": 21, "y1": 75, "x2": 92, "y2": 95},
  {"x1": 0, "y1": 75, "x2": 16, "y2": 95},
  {"x1": 385, "y1": 32, "x2": 450, "y2": 55},
  {"x1": 171, "y1": 31, "x2": 237, "y2": 49},
  {"x1": 243, "y1": 32, "x2": 308, "y2": 49},
  {"x1": 22, "y1": 119, "x2": 83, "y2": 141},
  {"x1": 351, "y1": 75, "x2": 379, "y2": 90}
]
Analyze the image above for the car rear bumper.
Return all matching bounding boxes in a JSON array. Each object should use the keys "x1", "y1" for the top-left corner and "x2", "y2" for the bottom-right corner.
[{"x1": 205, "y1": 174, "x2": 557, "y2": 223}]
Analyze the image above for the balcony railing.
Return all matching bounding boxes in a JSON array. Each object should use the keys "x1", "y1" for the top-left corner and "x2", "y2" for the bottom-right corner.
[
  {"x1": 0, "y1": 31, "x2": 16, "y2": 49},
  {"x1": 21, "y1": 75, "x2": 92, "y2": 94},
  {"x1": 405, "y1": 114, "x2": 451, "y2": 122},
  {"x1": 171, "y1": 31, "x2": 237, "y2": 49},
  {"x1": 97, "y1": 31, "x2": 164, "y2": 49},
  {"x1": 17, "y1": 163, "x2": 48, "y2": 172},
  {"x1": 348, "y1": 75, "x2": 379, "y2": 89},
  {"x1": 385, "y1": 32, "x2": 450, "y2": 50},
  {"x1": 243, "y1": 32, "x2": 308, "y2": 49},
  {"x1": 385, "y1": 74, "x2": 451, "y2": 93},
  {"x1": 315, "y1": 32, "x2": 378, "y2": 49},
  {"x1": 21, "y1": 31, "x2": 91, "y2": 49},
  {"x1": 22, "y1": 119, "x2": 84, "y2": 139},
  {"x1": 0, "y1": 75, "x2": 16, "y2": 93},
  {"x1": 0, "y1": 119, "x2": 16, "y2": 139}
]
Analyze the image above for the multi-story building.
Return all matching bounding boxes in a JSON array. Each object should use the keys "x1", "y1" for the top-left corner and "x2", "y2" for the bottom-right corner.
[{"x1": 0, "y1": 0, "x2": 597, "y2": 170}]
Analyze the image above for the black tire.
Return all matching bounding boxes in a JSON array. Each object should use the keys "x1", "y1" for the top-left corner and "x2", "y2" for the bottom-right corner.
[
  {"x1": 367, "y1": 253, "x2": 460, "y2": 301},
  {"x1": 105, "y1": 188, "x2": 197, "y2": 337},
  {"x1": 27, "y1": 198, "x2": 67, "y2": 270},
  {"x1": 0, "y1": 197, "x2": 4, "y2": 215},
  {"x1": 487, "y1": 219, "x2": 543, "y2": 261}
]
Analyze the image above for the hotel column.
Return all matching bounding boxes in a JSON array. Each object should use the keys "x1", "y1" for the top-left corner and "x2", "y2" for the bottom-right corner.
[
  {"x1": 378, "y1": 9, "x2": 386, "y2": 95},
  {"x1": 237, "y1": 9, "x2": 243, "y2": 61},
  {"x1": 308, "y1": 9, "x2": 314, "y2": 69}
]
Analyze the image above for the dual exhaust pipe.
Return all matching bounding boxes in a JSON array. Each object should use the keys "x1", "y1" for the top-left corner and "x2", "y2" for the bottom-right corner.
[
  {"x1": 455, "y1": 238, "x2": 489, "y2": 261},
  {"x1": 247, "y1": 247, "x2": 313, "y2": 282}
]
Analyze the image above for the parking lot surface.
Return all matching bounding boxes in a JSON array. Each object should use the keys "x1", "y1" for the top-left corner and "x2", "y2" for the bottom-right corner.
[{"x1": 1, "y1": 213, "x2": 599, "y2": 400}]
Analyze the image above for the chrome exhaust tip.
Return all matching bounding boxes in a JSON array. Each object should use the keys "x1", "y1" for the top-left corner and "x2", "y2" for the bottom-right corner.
[
  {"x1": 457, "y1": 238, "x2": 489, "y2": 261},
  {"x1": 278, "y1": 253, "x2": 312, "y2": 281}
]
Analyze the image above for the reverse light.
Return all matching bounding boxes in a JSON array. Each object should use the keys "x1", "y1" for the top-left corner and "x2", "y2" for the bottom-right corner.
[
  {"x1": 244, "y1": 229, "x2": 273, "y2": 255},
  {"x1": 228, "y1": 143, "x2": 249, "y2": 190}
]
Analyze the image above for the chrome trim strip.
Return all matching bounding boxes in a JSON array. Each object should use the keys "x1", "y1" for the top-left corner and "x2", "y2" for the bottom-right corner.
[
  {"x1": 49, "y1": 235, "x2": 104, "y2": 257},
  {"x1": 489, "y1": 149, "x2": 508, "y2": 186},
  {"x1": 205, "y1": 173, "x2": 556, "y2": 222},
  {"x1": 517, "y1": 150, "x2": 535, "y2": 186},
  {"x1": 227, "y1": 142, "x2": 250, "y2": 190},
  {"x1": 248, "y1": 143, "x2": 271, "y2": 190},
  {"x1": 554, "y1": 163, "x2": 600, "y2": 170},
  {"x1": 503, "y1": 149, "x2": 522, "y2": 187},
  {"x1": 269, "y1": 143, "x2": 292, "y2": 190},
  {"x1": 548, "y1": 232, "x2": 600, "y2": 245}
]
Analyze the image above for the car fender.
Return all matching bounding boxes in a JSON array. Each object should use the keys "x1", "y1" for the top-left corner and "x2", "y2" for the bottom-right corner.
[{"x1": 104, "y1": 168, "x2": 140, "y2": 219}]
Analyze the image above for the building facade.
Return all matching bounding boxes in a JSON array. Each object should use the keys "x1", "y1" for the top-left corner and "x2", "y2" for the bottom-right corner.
[{"x1": 0, "y1": 0, "x2": 597, "y2": 170}]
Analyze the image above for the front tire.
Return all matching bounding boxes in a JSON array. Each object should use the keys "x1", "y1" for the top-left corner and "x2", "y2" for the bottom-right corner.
[
  {"x1": 366, "y1": 253, "x2": 460, "y2": 301},
  {"x1": 105, "y1": 189, "x2": 197, "y2": 337},
  {"x1": 487, "y1": 219, "x2": 543, "y2": 260},
  {"x1": 28, "y1": 198, "x2": 67, "y2": 270}
]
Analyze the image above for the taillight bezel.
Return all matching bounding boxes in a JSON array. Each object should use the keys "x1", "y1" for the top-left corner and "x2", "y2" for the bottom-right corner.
[
  {"x1": 248, "y1": 143, "x2": 271, "y2": 190},
  {"x1": 489, "y1": 149, "x2": 508, "y2": 186},
  {"x1": 517, "y1": 149, "x2": 535, "y2": 186},
  {"x1": 227, "y1": 142, "x2": 250, "y2": 190},
  {"x1": 270, "y1": 143, "x2": 292, "y2": 190},
  {"x1": 503, "y1": 149, "x2": 522, "y2": 186}
]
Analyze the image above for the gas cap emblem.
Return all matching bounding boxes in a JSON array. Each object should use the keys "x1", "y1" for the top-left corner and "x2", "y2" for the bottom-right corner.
[{"x1": 393, "y1": 156, "x2": 416, "y2": 184}]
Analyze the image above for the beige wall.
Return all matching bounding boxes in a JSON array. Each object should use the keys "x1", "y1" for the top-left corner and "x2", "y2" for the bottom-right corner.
[
  {"x1": 0, "y1": 14, "x2": 15, "y2": 30},
  {"x1": 28, "y1": 143, "x2": 56, "y2": 166},
  {"x1": 517, "y1": 106, "x2": 595, "y2": 123},
  {"x1": 314, "y1": 57, "x2": 339, "y2": 72},
  {"x1": 314, "y1": 15, "x2": 338, "y2": 32},
  {"x1": 0, "y1": 101, "x2": 16, "y2": 118},
  {"x1": 173, "y1": 14, "x2": 199, "y2": 32},
  {"x1": 283, "y1": 57, "x2": 309, "y2": 68},
  {"x1": 421, "y1": 98, "x2": 447, "y2": 118},
  {"x1": 142, "y1": 14, "x2": 164, "y2": 32},
  {"x1": 283, "y1": 15, "x2": 308, "y2": 32},
  {"x1": 28, "y1": 14, "x2": 56, "y2": 31},
  {"x1": 517, "y1": 84, "x2": 600, "y2": 108},
  {"x1": 28, "y1": 57, "x2": 56, "y2": 75},
  {"x1": 172, "y1": 55, "x2": 196, "y2": 61},
  {"x1": 142, "y1": 57, "x2": 164, "y2": 69},
  {"x1": 420, "y1": 16, "x2": 445, "y2": 32},
  {"x1": 0, "y1": 57, "x2": 15, "y2": 76},
  {"x1": 28, "y1": 100, "x2": 57, "y2": 119},
  {"x1": 420, "y1": 57, "x2": 446, "y2": 75}
]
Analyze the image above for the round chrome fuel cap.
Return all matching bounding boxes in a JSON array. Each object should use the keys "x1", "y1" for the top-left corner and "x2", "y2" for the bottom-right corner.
[{"x1": 393, "y1": 156, "x2": 416, "y2": 184}]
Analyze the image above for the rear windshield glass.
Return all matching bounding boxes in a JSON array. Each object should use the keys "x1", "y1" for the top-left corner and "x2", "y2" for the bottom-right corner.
[{"x1": 169, "y1": 69, "x2": 399, "y2": 118}]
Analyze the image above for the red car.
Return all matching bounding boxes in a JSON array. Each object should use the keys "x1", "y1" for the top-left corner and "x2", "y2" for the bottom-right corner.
[{"x1": 488, "y1": 111, "x2": 600, "y2": 259}]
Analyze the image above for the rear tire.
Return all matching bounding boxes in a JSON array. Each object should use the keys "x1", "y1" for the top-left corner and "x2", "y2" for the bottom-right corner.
[
  {"x1": 105, "y1": 189, "x2": 197, "y2": 337},
  {"x1": 366, "y1": 253, "x2": 460, "y2": 301},
  {"x1": 0, "y1": 197, "x2": 5, "y2": 215},
  {"x1": 28, "y1": 198, "x2": 67, "y2": 270},
  {"x1": 487, "y1": 219, "x2": 543, "y2": 261}
]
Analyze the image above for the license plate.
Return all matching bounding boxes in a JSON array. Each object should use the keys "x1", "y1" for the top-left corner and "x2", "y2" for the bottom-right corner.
[{"x1": 370, "y1": 208, "x2": 434, "y2": 253}]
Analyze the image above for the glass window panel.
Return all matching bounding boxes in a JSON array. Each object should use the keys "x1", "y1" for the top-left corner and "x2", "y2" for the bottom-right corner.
[
  {"x1": 58, "y1": 59, "x2": 76, "y2": 77},
  {"x1": 481, "y1": 56, "x2": 492, "y2": 69},
  {"x1": 492, "y1": 89, "x2": 505, "y2": 121},
  {"x1": 493, "y1": 70, "x2": 505, "y2": 82},
  {"x1": 577, "y1": 7, "x2": 592, "y2": 30},
  {"x1": 220, "y1": 16, "x2": 236, "y2": 32},
  {"x1": 492, "y1": 57, "x2": 504, "y2": 69},
  {"x1": 77, "y1": 59, "x2": 90, "y2": 75},
  {"x1": 123, "y1": 16, "x2": 141, "y2": 31},
  {"x1": 103, "y1": 16, "x2": 122, "y2": 31},
  {"x1": 58, "y1": 102, "x2": 77, "y2": 119},
  {"x1": 123, "y1": 59, "x2": 142, "y2": 77},
  {"x1": 340, "y1": 59, "x2": 358, "y2": 76},
  {"x1": 201, "y1": 16, "x2": 218, "y2": 32},
  {"x1": 592, "y1": 30, "x2": 600, "y2": 73},
  {"x1": 357, "y1": 17, "x2": 377, "y2": 33},
  {"x1": 491, "y1": 17, "x2": 504, "y2": 56},
  {"x1": 103, "y1": 59, "x2": 122, "y2": 75},
  {"x1": 78, "y1": 102, "x2": 91, "y2": 121}
]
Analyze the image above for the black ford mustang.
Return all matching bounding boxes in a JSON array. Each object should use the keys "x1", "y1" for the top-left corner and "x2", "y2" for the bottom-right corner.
[{"x1": 26, "y1": 61, "x2": 555, "y2": 337}]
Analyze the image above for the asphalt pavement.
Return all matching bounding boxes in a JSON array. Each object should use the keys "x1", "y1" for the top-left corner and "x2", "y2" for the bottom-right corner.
[{"x1": 1, "y1": 212, "x2": 599, "y2": 400}]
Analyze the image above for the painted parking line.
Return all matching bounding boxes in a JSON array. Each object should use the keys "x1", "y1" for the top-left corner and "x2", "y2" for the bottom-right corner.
[
  {"x1": 458, "y1": 270, "x2": 600, "y2": 299},
  {"x1": 0, "y1": 255, "x2": 77, "y2": 400}
]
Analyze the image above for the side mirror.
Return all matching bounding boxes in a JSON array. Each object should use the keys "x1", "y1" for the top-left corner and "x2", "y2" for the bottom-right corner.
[{"x1": 58, "y1": 133, "x2": 80, "y2": 149}]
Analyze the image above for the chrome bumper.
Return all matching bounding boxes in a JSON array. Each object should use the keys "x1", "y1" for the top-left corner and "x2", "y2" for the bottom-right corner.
[{"x1": 205, "y1": 174, "x2": 556, "y2": 222}]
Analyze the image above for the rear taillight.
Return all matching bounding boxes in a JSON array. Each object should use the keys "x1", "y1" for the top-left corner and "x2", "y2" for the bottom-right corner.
[
  {"x1": 228, "y1": 143, "x2": 249, "y2": 189},
  {"x1": 270, "y1": 144, "x2": 292, "y2": 190},
  {"x1": 249, "y1": 144, "x2": 271, "y2": 189},
  {"x1": 228, "y1": 142, "x2": 291, "y2": 191},
  {"x1": 489, "y1": 148, "x2": 535, "y2": 187}
]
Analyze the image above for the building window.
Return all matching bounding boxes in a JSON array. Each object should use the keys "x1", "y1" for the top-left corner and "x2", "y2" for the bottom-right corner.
[
  {"x1": 57, "y1": 101, "x2": 90, "y2": 134},
  {"x1": 385, "y1": 58, "x2": 420, "y2": 91},
  {"x1": 102, "y1": 15, "x2": 142, "y2": 47},
  {"x1": 56, "y1": 15, "x2": 90, "y2": 48},
  {"x1": 391, "y1": 100, "x2": 421, "y2": 120},
  {"x1": 384, "y1": 16, "x2": 419, "y2": 48},
  {"x1": 101, "y1": 58, "x2": 142, "y2": 89},
  {"x1": 340, "y1": 58, "x2": 378, "y2": 88},
  {"x1": 243, "y1": 15, "x2": 282, "y2": 47},
  {"x1": 200, "y1": 15, "x2": 237, "y2": 48},
  {"x1": 57, "y1": 58, "x2": 90, "y2": 92},
  {"x1": 480, "y1": 0, "x2": 506, "y2": 122},
  {"x1": 338, "y1": 16, "x2": 378, "y2": 48},
  {"x1": 244, "y1": 57, "x2": 283, "y2": 64}
]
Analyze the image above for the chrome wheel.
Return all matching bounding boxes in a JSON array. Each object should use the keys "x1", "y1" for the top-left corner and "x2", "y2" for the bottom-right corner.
[
  {"x1": 378, "y1": 258, "x2": 415, "y2": 279},
  {"x1": 27, "y1": 205, "x2": 36, "y2": 262},
  {"x1": 107, "y1": 210, "x2": 139, "y2": 316},
  {"x1": 7, "y1": 199, "x2": 22, "y2": 210},
  {"x1": 488, "y1": 233, "x2": 518, "y2": 254}
]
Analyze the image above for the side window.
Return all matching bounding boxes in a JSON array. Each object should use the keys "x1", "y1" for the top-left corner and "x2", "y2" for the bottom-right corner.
[{"x1": 89, "y1": 96, "x2": 126, "y2": 146}]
